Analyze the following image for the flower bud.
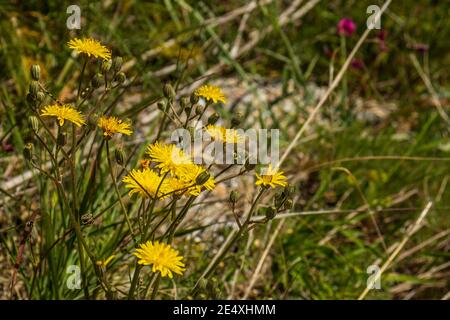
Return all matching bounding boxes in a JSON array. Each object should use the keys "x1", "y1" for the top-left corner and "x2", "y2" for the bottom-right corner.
[
  {"x1": 91, "y1": 73, "x2": 103, "y2": 88},
  {"x1": 28, "y1": 115, "x2": 39, "y2": 132},
  {"x1": 29, "y1": 81, "x2": 40, "y2": 97},
  {"x1": 36, "y1": 92, "x2": 45, "y2": 103},
  {"x1": 26, "y1": 93, "x2": 35, "y2": 104},
  {"x1": 283, "y1": 199, "x2": 293, "y2": 210},
  {"x1": 115, "y1": 72, "x2": 126, "y2": 84},
  {"x1": 196, "y1": 171, "x2": 211, "y2": 185},
  {"x1": 112, "y1": 56, "x2": 123, "y2": 72},
  {"x1": 157, "y1": 101, "x2": 167, "y2": 112},
  {"x1": 30, "y1": 64, "x2": 41, "y2": 81},
  {"x1": 231, "y1": 112, "x2": 243, "y2": 127},
  {"x1": 229, "y1": 190, "x2": 239, "y2": 204},
  {"x1": 190, "y1": 93, "x2": 199, "y2": 104},
  {"x1": 101, "y1": 59, "x2": 112, "y2": 73},
  {"x1": 57, "y1": 132, "x2": 67, "y2": 147},
  {"x1": 207, "y1": 112, "x2": 220, "y2": 125},
  {"x1": 180, "y1": 96, "x2": 190, "y2": 110},
  {"x1": 81, "y1": 213, "x2": 94, "y2": 225},
  {"x1": 23, "y1": 143, "x2": 34, "y2": 161},
  {"x1": 265, "y1": 206, "x2": 276, "y2": 220},
  {"x1": 163, "y1": 83, "x2": 176, "y2": 100},
  {"x1": 195, "y1": 104, "x2": 203, "y2": 115},
  {"x1": 115, "y1": 148, "x2": 125, "y2": 166}
]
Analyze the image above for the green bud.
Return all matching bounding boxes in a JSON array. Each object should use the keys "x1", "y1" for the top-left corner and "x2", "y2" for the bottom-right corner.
[
  {"x1": 180, "y1": 96, "x2": 190, "y2": 109},
  {"x1": 195, "y1": 104, "x2": 203, "y2": 115},
  {"x1": 264, "y1": 206, "x2": 276, "y2": 220},
  {"x1": 115, "y1": 148, "x2": 125, "y2": 166},
  {"x1": 23, "y1": 143, "x2": 34, "y2": 161},
  {"x1": 184, "y1": 106, "x2": 192, "y2": 115},
  {"x1": 190, "y1": 93, "x2": 199, "y2": 104},
  {"x1": 163, "y1": 83, "x2": 176, "y2": 100},
  {"x1": 196, "y1": 171, "x2": 211, "y2": 185},
  {"x1": 91, "y1": 73, "x2": 103, "y2": 88},
  {"x1": 229, "y1": 190, "x2": 239, "y2": 203},
  {"x1": 26, "y1": 93, "x2": 35, "y2": 104},
  {"x1": 112, "y1": 56, "x2": 123, "y2": 72},
  {"x1": 29, "y1": 81, "x2": 40, "y2": 97},
  {"x1": 231, "y1": 112, "x2": 243, "y2": 127},
  {"x1": 207, "y1": 112, "x2": 220, "y2": 125},
  {"x1": 115, "y1": 72, "x2": 126, "y2": 84},
  {"x1": 30, "y1": 64, "x2": 41, "y2": 81},
  {"x1": 284, "y1": 199, "x2": 293, "y2": 210},
  {"x1": 28, "y1": 115, "x2": 39, "y2": 132},
  {"x1": 36, "y1": 92, "x2": 45, "y2": 103},
  {"x1": 101, "y1": 59, "x2": 112, "y2": 73},
  {"x1": 274, "y1": 192, "x2": 284, "y2": 208},
  {"x1": 57, "y1": 132, "x2": 67, "y2": 147}
]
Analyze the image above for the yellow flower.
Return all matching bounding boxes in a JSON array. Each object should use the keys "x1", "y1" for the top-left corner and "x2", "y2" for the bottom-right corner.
[
  {"x1": 122, "y1": 168, "x2": 167, "y2": 199},
  {"x1": 96, "y1": 255, "x2": 116, "y2": 269},
  {"x1": 133, "y1": 241, "x2": 185, "y2": 278},
  {"x1": 67, "y1": 37, "x2": 111, "y2": 60},
  {"x1": 98, "y1": 115, "x2": 133, "y2": 138},
  {"x1": 177, "y1": 164, "x2": 215, "y2": 196},
  {"x1": 147, "y1": 142, "x2": 192, "y2": 176},
  {"x1": 139, "y1": 159, "x2": 151, "y2": 170},
  {"x1": 205, "y1": 125, "x2": 243, "y2": 143},
  {"x1": 195, "y1": 85, "x2": 226, "y2": 104},
  {"x1": 255, "y1": 164, "x2": 287, "y2": 188},
  {"x1": 40, "y1": 104, "x2": 86, "y2": 127}
]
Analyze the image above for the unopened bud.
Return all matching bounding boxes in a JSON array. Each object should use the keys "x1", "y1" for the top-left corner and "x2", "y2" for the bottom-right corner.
[
  {"x1": 28, "y1": 116, "x2": 39, "y2": 132},
  {"x1": 195, "y1": 104, "x2": 203, "y2": 115},
  {"x1": 265, "y1": 206, "x2": 276, "y2": 220},
  {"x1": 101, "y1": 60, "x2": 112, "y2": 73},
  {"x1": 284, "y1": 199, "x2": 293, "y2": 210},
  {"x1": 229, "y1": 190, "x2": 239, "y2": 203},
  {"x1": 180, "y1": 96, "x2": 190, "y2": 110},
  {"x1": 190, "y1": 93, "x2": 199, "y2": 104},
  {"x1": 231, "y1": 112, "x2": 243, "y2": 127},
  {"x1": 91, "y1": 73, "x2": 103, "y2": 88},
  {"x1": 157, "y1": 101, "x2": 166, "y2": 112},
  {"x1": 196, "y1": 171, "x2": 210, "y2": 185},
  {"x1": 112, "y1": 56, "x2": 123, "y2": 72},
  {"x1": 36, "y1": 92, "x2": 45, "y2": 103},
  {"x1": 29, "y1": 81, "x2": 40, "y2": 97},
  {"x1": 23, "y1": 143, "x2": 34, "y2": 161},
  {"x1": 115, "y1": 148, "x2": 125, "y2": 166},
  {"x1": 30, "y1": 64, "x2": 41, "y2": 81},
  {"x1": 207, "y1": 112, "x2": 220, "y2": 125},
  {"x1": 163, "y1": 83, "x2": 176, "y2": 100},
  {"x1": 57, "y1": 132, "x2": 67, "y2": 147},
  {"x1": 115, "y1": 72, "x2": 126, "y2": 84}
]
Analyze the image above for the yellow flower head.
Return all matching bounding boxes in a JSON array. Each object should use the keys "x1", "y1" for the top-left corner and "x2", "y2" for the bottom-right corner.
[
  {"x1": 177, "y1": 163, "x2": 215, "y2": 196},
  {"x1": 195, "y1": 85, "x2": 226, "y2": 104},
  {"x1": 122, "y1": 168, "x2": 167, "y2": 199},
  {"x1": 147, "y1": 142, "x2": 192, "y2": 175},
  {"x1": 133, "y1": 241, "x2": 185, "y2": 278},
  {"x1": 98, "y1": 115, "x2": 133, "y2": 138},
  {"x1": 255, "y1": 164, "x2": 287, "y2": 189},
  {"x1": 205, "y1": 125, "x2": 243, "y2": 143},
  {"x1": 41, "y1": 104, "x2": 86, "y2": 127},
  {"x1": 67, "y1": 37, "x2": 112, "y2": 60}
]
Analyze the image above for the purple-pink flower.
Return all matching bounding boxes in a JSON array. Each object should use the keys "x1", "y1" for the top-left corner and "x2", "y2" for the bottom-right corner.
[{"x1": 337, "y1": 18, "x2": 356, "y2": 37}]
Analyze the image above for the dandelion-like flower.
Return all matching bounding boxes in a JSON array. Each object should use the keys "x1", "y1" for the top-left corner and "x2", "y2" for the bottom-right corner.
[
  {"x1": 147, "y1": 142, "x2": 192, "y2": 176},
  {"x1": 122, "y1": 168, "x2": 167, "y2": 199},
  {"x1": 255, "y1": 164, "x2": 287, "y2": 189},
  {"x1": 98, "y1": 115, "x2": 133, "y2": 138},
  {"x1": 195, "y1": 85, "x2": 227, "y2": 104},
  {"x1": 178, "y1": 163, "x2": 215, "y2": 196},
  {"x1": 67, "y1": 37, "x2": 112, "y2": 60},
  {"x1": 205, "y1": 125, "x2": 243, "y2": 143},
  {"x1": 41, "y1": 104, "x2": 86, "y2": 127},
  {"x1": 133, "y1": 241, "x2": 185, "y2": 278}
]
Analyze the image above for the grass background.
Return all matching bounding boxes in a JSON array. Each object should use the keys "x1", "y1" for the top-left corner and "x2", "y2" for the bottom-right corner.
[{"x1": 0, "y1": 0, "x2": 449, "y2": 299}]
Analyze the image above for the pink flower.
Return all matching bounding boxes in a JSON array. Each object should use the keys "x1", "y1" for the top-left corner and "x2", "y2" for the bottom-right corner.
[{"x1": 337, "y1": 18, "x2": 356, "y2": 37}]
